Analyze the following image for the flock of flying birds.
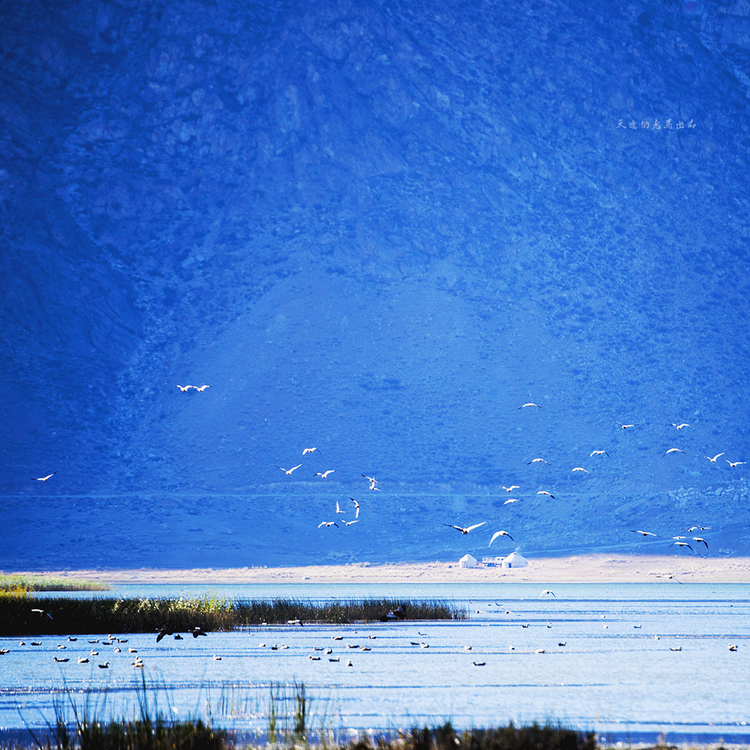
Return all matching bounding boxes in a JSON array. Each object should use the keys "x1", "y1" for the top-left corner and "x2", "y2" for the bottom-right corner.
[
  {"x1": 276, "y1": 446, "x2": 379, "y2": 530},
  {"x1": 270, "y1": 401, "x2": 745, "y2": 557},
  {"x1": 31, "y1": 391, "x2": 743, "y2": 557}
]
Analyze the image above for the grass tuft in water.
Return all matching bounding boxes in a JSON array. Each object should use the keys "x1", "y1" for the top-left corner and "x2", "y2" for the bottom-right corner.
[{"x1": 6, "y1": 678, "x2": 595, "y2": 750}]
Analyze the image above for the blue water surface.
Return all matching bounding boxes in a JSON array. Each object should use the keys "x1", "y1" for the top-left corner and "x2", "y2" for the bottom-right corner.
[{"x1": 2, "y1": 583, "x2": 749, "y2": 746}]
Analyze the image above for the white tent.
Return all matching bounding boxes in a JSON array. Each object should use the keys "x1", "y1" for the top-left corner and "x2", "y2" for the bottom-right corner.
[
  {"x1": 459, "y1": 553, "x2": 478, "y2": 568},
  {"x1": 502, "y1": 551, "x2": 528, "y2": 568}
]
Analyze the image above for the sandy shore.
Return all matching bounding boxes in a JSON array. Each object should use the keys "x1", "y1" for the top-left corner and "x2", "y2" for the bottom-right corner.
[{"x1": 12, "y1": 554, "x2": 750, "y2": 585}]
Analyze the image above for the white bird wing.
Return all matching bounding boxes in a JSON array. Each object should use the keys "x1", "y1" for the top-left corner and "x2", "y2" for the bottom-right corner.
[
  {"x1": 489, "y1": 530, "x2": 511, "y2": 546},
  {"x1": 465, "y1": 522, "x2": 487, "y2": 533}
]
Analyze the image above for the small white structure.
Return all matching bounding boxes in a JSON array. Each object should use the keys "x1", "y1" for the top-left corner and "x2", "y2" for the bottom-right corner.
[
  {"x1": 459, "y1": 553, "x2": 478, "y2": 568},
  {"x1": 502, "y1": 551, "x2": 528, "y2": 568}
]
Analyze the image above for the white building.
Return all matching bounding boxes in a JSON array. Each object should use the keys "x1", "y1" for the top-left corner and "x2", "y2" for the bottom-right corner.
[
  {"x1": 458, "y1": 553, "x2": 478, "y2": 568},
  {"x1": 501, "y1": 551, "x2": 528, "y2": 568}
]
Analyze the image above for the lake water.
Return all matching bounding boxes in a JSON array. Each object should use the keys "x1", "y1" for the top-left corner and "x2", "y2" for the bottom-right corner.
[{"x1": 2, "y1": 583, "x2": 749, "y2": 746}]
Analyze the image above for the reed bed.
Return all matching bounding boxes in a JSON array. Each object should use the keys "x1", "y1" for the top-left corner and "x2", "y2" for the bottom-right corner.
[
  {"x1": 8, "y1": 721, "x2": 597, "y2": 750},
  {"x1": 0, "y1": 596, "x2": 464, "y2": 636},
  {"x1": 5, "y1": 674, "x2": 595, "y2": 750},
  {"x1": 0, "y1": 576, "x2": 109, "y2": 594}
]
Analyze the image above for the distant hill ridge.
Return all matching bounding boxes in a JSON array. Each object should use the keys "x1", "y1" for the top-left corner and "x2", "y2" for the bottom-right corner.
[{"x1": 1, "y1": 0, "x2": 749, "y2": 569}]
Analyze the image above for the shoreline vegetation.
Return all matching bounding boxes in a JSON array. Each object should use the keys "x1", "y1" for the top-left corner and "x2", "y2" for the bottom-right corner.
[
  {"x1": 0, "y1": 595, "x2": 463, "y2": 636},
  {"x1": 4, "y1": 678, "x2": 596, "y2": 750},
  {"x1": 0, "y1": 575, "x2": 110, "y2": 593},
  {"x1": 4, "y1": 720, "x2": 597, "y2": 750}
]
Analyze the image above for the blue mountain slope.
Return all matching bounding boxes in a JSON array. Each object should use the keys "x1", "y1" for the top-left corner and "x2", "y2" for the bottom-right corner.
[{"x1": 1, "y1": 0, "x2": 749, "y2": 569}]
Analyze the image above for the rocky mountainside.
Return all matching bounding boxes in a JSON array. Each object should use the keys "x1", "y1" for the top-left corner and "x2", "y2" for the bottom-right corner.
[{"x1": 2, "y1": 0, "x2": 750, "y2": 570}]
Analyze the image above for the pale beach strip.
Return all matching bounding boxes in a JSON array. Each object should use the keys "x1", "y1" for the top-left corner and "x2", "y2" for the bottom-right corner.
[{"x1": 12, "y1": 554, "x2": 750, "y2": 585}]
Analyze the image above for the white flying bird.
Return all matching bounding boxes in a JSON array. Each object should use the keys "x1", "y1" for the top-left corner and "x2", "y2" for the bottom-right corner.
[
  {"x1": 362, "y1": 475, "x2": 381, "y2": 490},
  {"x1": 489, "y1": 530, "x2": 514, "y2": 546},
  {"x1": 302, "y1": 447, "x2": 321, "y2": 455},
  {"x1": 350, "y1": 498, "x2": 360, "y2": 518},
  {"x1": 536, "y1": 490, "x2": 555, "y2": 498},
  {"x1": 335, "y1": 501, "x2": 346, "y2": 514},
  {"x1": 571, "y1": 467, "x2": 589, "y2": 474},
  {"x1": 32, "y1": 472, "x2": 56, "y2": 482},
  {"x1": 706, "y1": 453, "x2": 724, "y2": 463},
  {"x1": 278, "y1": 464, "x2": 302, "y2": 475},
  {"x1": 528, "y1": 458, "x2": 551, "y2": 465},
  {"x1": 665, "y1": 448, "x2": 685, "y2": 455},
  {"x1": 444, "y1": 522, "x2": 486, "y2": 535},
  {"x1": 175, "y1": 385, "x2": 192, "y2": 392},
  {"x1": 726, "y1": 460, "x2": 746, "y2": 468},
  {"x1": 318, "y1": 521, "x2": 339, "y2": 528},
  {"x1": 194, "y1": 385, "x2": 211, "y2": 392},
  {"x1": 504, "y1": 498, "x2": 521, "y2": 505},
  {"x1": 590, "y1": 450, "x2": 608, "y2": 457},
  {"x1": 671, "y1": 423, "x2": 690, "y2": 430},
  {"x1": 518, "y1": 402, "x2": 541, "y2": 409},
  {"x1": 315, "y1": 470, "x2": 335, "y2": 479},
  {"x1": 500, "y1": 485, "x2": 520, "y2": 492},
  {"x1": 631, "y1": 530, "x2": 657, "y2": 537},
  {"x1": 672, "y1": 541, "x2": 693, "y2": 552}
]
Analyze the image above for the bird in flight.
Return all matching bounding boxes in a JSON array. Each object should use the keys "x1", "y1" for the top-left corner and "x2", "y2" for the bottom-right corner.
[
  {"x1": 278, "y1": 464, "x2": 302, "y2": 475},
  {"x1": 614, "y1": 420, "x2": 636, "y2": 429},
  {"x1": 500, "y1": 485, "x2": 520, "y2": 492},
  {"x1": 518, "y1": 402, "x2": 541, "y2": 409},
  {"x1": 315, "y1": 470, "x2": 335, "y2": 479},
  {"x1": 335, "y1": 501, "x2": 346, "y2": 514},
  {"x1": 32, "y1": 472, "x2": 56, "y2": 482},
  {"x1": 571, "y1": 467, "x2": 589, "y2": 474},
  {"x1": 362, "y1": 474, "x2": 381, "y2": 490},
  {"x1": 540, "y1": 590, "x2": 556, "y2": 597},
  {"x1": 671, "y1": 541, "x2": 693, "y2": 552},
  {"x1": 671, "y1": 423, "x2": 690, "y2": 430},
  {"x1": 687, "y1": 526, "x2": 711, "y2": 532},
  {"x1": 302, "y1": 447, "x2": 321, "y2": 455},
  {"x1": 318, "y1": 521, "x2": 339, "y2": 528},
  {"x1": 590, "y1": 450, "x2": 608, "y2": 457},
  {"x1": 193, "y1": 385, "x2": 211, "y2": 392},
  {"x1": 175, "y1": 385, "x2": 192, "y2": 392},
  {"x1": 444, "y1": 522, "x2": 486, "y2": 535},
  {"x1": 528, "y1": 458, "x2": 551, "y2": 465},
  {"x1": 536, "y1": 490, "x2": 555, "y2": 498},
  {"x1": 692, "y1": 537, "x2": 709, "y2": 548},
  {"x1": 350, "y1": 498, "x2": 360, "y2": 518},
  {"x1": 706, "y1": 453, "x2": 724, "y2": 463},
  {"x1": 344, "y1": 519, "x2": 359, "y2": 526},
  {"x1": 489, "y1": 530, "x2": 514, "y2": 546},
  {"x1": 631, "y1": 530, "x2": 657, "y2": 537},
  {"x1": 726, "y1": 459, "x2": 746, "y2": 468},
  {"x1": 504, "y1": 498, "x2": 521, "y2": 505},
  {"x1": 665, "y1": 448, "x2": 685, "y2": 455}
]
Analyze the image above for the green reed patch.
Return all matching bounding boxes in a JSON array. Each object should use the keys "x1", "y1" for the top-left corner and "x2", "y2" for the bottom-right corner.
[
  {"x1": 0, "y1": 596, "x2": 464, "y2": 636},
  {"x1": 0, "y1": 576, "x2": 109, "y2": 594}
]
